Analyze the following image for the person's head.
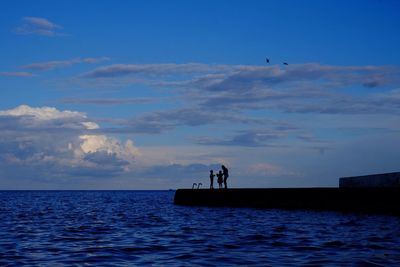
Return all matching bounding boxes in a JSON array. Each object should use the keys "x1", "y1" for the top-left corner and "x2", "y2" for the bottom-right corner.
[
  {"x1": 221, "y1": 165, "x2": 226, "y2": 170},
  {"x1": 219, "y1": 170, "x2": 222, "y2": 174},
  {"x1": 210, "y1": 170, "x2": 213, "y2": 173}
]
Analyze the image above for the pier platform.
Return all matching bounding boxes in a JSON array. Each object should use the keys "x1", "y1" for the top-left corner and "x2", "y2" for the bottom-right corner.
[{"x1": 174, "y1": 188, "x2": 400, "y2": 215}]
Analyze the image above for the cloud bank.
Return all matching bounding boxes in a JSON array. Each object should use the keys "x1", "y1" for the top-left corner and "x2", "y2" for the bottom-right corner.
[
  {"x1": 69, "y1": 63, "x2": 400, "y2": 149},
  {"x1": 77, "y1": 63, "x2": 400, "y2": 117},
  {"x1": 0, "y1": 105, "x2": 139, "y2": 179}
]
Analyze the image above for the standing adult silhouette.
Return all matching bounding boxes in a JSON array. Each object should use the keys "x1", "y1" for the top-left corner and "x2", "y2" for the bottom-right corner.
[{"x1": 221, "y1": 165, "x2": 229, "y2": 189}]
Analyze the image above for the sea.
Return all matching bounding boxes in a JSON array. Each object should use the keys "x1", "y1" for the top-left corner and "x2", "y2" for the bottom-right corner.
[{"x1": 0, "y1": 191, "x2": 399, "y2": 266}]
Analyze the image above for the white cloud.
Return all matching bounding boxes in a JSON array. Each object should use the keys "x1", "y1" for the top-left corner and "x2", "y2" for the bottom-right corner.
[
  {"x1": 15, "y1": 17, "x2": 65, "y2": 36},
  {"x1": 81, "y1": 121, "x2": 99, "y2": 130},
  {"x1": 21, "y1": 57, "x2": 111, "y2": 71},
  {"x1": 79, "y1": 135, "x2": 139, "y2": 162},
  {"x1": 59, "y1": 97, "x2": 154, "y2": 105},
  {"x1": 24, "y1": 17, "x2": 59, "y2": 29},
  {"x1": 81, "y1": 63, "x2": 235, "y2": 78},
  {"x1": 0, "y1": 72, "x2": 34, "y2": 77},
  {"x1": 0, "y1": 105, "x2": 84, "y2": 120}
]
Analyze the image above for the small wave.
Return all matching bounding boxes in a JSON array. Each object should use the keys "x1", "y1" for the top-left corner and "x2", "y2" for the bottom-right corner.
[
  {"x1": 222, "y1": 243, "x2": 240, "y2": 249},
  {"x1": 367, "y1": 236, "x2": 385, "y2": 242},
  {"x1": 358, "y1": 259, "x2": 386, "y2": 267},
  {"x1": 173, "y1": 254, "x2": 196, "y2": 260},
  {"x1": 271, "y1": 241, "x2": 288, "y2": 247},
  {"x1": 244, "y1": 233, "x2": 268, "y2": 241},
  {"x1": 323, "y1": 240, "x2": 345, "y2": 248},
  {"x1": 338, "y1": 219, "x2": 362, "y2": 227},
  {"x1": 273, "y1": 225, "x2": 288, "y2": 232},
  {"x1": 293, "y1": 245, "x2": 321, "y2": 251},
  {"x1": 367, "y1": 244, "x2": 385, "y2": 249}
]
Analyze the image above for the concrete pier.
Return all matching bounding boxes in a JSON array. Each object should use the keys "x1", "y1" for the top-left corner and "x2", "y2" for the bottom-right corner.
[
  {"x1": 174, "y1": 188, "x2": 400, "y2": 215},
  {"x1": 339, "y1": 172, "x2": 400, "y2": 188}
]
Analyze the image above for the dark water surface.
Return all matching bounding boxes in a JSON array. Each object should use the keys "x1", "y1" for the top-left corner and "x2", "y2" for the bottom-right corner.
[{"x1": 1, "y1": 191, "x2": 400, "y2": 266}]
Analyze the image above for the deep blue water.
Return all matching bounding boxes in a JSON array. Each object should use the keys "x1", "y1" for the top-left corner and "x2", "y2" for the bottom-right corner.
[{"x1": 0, "y1": 191, "x2": 400, "y2": 266}]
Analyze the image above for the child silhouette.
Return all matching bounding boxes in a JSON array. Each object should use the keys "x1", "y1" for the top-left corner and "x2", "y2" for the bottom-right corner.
[
  {"x1": 209, "y1": 170, "x2": 215, "y2": 189},
  {"x1": 217, "y1": 170, "x2": 223, "y2": 189}
]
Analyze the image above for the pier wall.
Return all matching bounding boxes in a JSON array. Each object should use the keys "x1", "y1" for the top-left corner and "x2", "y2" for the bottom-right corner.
[{"x1": 339, "y1": 172, "x2": 400, "y2": 188}]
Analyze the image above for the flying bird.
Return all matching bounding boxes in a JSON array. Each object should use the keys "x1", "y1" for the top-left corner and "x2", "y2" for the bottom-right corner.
[
  {"x1": 283, "y1": 62, "x2": 288, "y2": 65},
  {"x1": 266, "y1": 58, "x2": 270, "y2": 63}
]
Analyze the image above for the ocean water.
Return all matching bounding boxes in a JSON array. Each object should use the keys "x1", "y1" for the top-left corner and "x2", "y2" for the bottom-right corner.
[{"x1": 0, "y1": 191, "x2": 400, "y2": 266}]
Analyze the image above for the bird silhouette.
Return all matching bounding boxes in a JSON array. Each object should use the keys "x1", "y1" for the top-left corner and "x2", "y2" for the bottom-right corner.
[
  {"x1": 266, "y1": 58, "x2": 270, "y2": 63},
  {"x1": 283, "y1": 62, "x2": 288, "y2": 65}
]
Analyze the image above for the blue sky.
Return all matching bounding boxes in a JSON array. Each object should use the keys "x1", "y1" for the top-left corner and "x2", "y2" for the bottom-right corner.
[{"x1": 0, "y1": 0, "x2": 399, "y2": 189}]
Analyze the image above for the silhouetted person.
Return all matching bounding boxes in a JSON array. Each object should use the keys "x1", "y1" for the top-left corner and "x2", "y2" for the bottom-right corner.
[
  {"x1": 217, "y1": 170, "x2": 223, "y2": 189},
  {"x1": 209, "y1": 170, "x2": 215, "y2": 189},
  {"x1": 222, "y1": 165, "x2": 229, "y2": 189}
]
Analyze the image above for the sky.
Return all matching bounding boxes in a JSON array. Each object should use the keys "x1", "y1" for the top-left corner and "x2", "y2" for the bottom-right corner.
[{"x1": 0, "y1": 0, "x2": 400, "y2": 189}]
